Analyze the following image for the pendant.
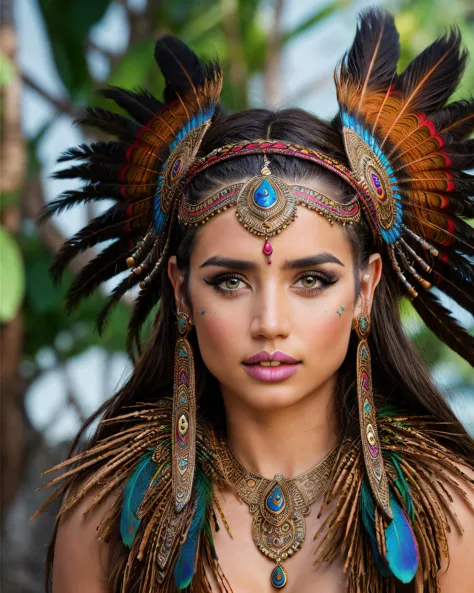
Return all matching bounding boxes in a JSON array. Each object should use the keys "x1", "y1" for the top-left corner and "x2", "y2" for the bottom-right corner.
[
  {"x1": 263, "y1": 238, "x2": 273, "y2": 264},
  {"x1": 251, "y1": 474, "x2": 305, "y2": 589},
  {"x1": 219, "y1": 443, "x2": 338, "y2": 591}
]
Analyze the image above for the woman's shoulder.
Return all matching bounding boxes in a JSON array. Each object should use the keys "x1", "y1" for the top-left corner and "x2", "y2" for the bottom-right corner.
[
  {"x1": 438, "y1": 461, "x2": 474, "y2": 592},
  {"x1": 51, "y1": 484, "x2": 121, "y2": 592}
]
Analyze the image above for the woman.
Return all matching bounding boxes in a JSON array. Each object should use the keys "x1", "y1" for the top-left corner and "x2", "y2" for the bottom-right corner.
[{"x1": 34, "y1": 7, "x2": 474, "y2": 593}]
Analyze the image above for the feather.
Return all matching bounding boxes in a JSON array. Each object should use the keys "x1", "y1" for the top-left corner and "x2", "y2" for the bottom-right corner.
[
  {"x1": 120, "y1": 450, "x2": 158, "y2": 548},
  {"x1": 154, "y1": 35, "x2": 208, "y2": 103},
  {"x1": 387, "y1": 452, "x2": 414, "y2": 522},
  {"x1": 431, "y1": 98, "x2": 474, "y2": 140},
  {"x1": 412, "y1": 288, "x2": 474, "y2": 366},
  {"x1": 398, "y1": 28, "x2": 466, "y2": 115},
  {"x1": 360, "y1": 479, "x2": 391, "y2": 577},
  {"x1": 64, "y1": 239, "x2": 138, "y2": 312},
  {"x1": 384, "y1": 491, "x2": 419, "y2": 583},
  {"x1": 345, "y1": 7, "x2": 399, "y2": 91},
  {"x1": 76, "y1": 107, "x2": 142, "y2": 141},
  {"x1": 174, "y1": 469, "x2": 212, "y2": 589},
  {"x1": 99, "y1": 86, "x2": 163, "y2": 125}
]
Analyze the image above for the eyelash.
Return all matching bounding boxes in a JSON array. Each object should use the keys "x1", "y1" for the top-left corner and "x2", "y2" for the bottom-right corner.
[{"x1": 204, "y1": 271, "x2": 338, "y2": 298}]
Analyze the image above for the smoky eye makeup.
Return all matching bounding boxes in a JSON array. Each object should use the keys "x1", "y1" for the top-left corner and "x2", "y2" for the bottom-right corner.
[{"x1": 202, "y1": 268, "x2": 339, "y2": 298}]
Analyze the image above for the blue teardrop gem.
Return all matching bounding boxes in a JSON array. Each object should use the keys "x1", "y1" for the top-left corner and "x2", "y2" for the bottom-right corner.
[
  {"x1": 271, "y1": 565, "x2": 287, "y2": 588},
  {"x1": 253, "y1": 178, "x2": 277, "y2": 208},
  {"x1": 266, "y1": 484, "x2": 286, "y2": 514}
]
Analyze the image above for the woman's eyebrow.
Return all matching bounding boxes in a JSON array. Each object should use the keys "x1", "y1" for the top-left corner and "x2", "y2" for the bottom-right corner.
[{"x1": 199, "y1": 252, "x2": 344, "y2": 270}]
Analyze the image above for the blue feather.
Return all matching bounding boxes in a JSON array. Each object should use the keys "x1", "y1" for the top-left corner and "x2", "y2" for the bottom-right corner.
[
  {"x1": 385, "y1": 492, "x2": 419, "y2": 583},
  {"x1": 360, "y1": 480, "x2": 391, "y2": 577},
  {"x1": 174, "y1": 469, "x2": 211, "y2": 589},
  {"x1": 120, "y1": 451, "x2": 158, "y2": 548}
]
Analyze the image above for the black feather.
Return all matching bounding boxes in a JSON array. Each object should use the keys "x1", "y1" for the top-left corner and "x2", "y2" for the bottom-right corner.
[
  {"x1": 398, "y1": 28, "x2": 467, "y2": 114},
  {"x1": 38, "y1": 188, "x2": 122, "y2": 224},
  {"x1": 57, "y1": 142, "x2": 129, "y2": 165},
  {"x1": 76, "y1": 108, "x2": 142, "y2": 142},
  {"x1": 52, "y1": 161, "x2": 159, "y2": 184},
  {"x1": 344, "y1": 7, "x2": 400, "y2": 90},
  {"x1": 49, "y1": 206, "x2": 145, "y2": 283},
  {"x1": 64, "y1": 239, "x2": 137, "y2": 313},
  {"x1": 432, "y1": 98, "x2": 474, "y2": 140},
  {"x1": 154, "y1": 35, "x2": 208, "y2": 103},
  {"x1": 99, "y1": 86, "x2": 162, "y2": 125},
  {"x1": 412, "y1": 289, "x2": 474, "y2": 366},
  {"x1": 431, "y1": 254, "x2": 474, "y2": 315},
  {"x1": 443, "y1": 139, "x2": 474, "y2": 170}
]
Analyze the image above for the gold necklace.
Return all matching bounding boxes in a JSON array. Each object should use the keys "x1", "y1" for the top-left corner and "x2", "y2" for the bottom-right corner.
[{"x1": 218, "y1": 443, "x2": 338, "y2": 589}]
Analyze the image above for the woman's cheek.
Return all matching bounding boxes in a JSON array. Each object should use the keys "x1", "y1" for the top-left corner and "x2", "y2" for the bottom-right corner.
[
  {"x1": 194, "y1": 311, "x2": 241, "y2": 373},
  {"x1": 304, "y1": 307, "x2": 352, "y2": 367}
]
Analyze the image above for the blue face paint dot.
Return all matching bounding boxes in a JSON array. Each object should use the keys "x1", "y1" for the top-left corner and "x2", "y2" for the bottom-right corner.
[{"x1": 201, "y1": 310, "x2": 206, "y2": 315}]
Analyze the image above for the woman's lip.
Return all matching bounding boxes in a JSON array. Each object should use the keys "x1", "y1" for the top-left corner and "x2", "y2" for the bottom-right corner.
[{"x1": 242, "y1": 363, "x2": 301, "y2": 382}]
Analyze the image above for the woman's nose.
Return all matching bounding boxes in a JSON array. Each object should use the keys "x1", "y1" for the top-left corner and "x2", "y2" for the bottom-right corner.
[{"x1": 249, "y1": 283, "x2": 291, "y2": 340}]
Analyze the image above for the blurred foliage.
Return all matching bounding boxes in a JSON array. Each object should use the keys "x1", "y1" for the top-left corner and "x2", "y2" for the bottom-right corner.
[{"x1": 0, "y1": 228, "x2": 25, "y2": 322}]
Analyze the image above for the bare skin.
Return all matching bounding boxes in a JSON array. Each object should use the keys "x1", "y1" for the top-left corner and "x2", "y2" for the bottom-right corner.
[{"x1": 51, "y1": 182, "x2": 474, "y2": 592}]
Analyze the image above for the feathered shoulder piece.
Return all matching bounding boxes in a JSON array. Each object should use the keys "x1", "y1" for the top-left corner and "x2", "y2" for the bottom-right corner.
[
  {"x1": 336, "y1": 8, "x2": 474, "y2": 364},
  {"x1": 314, "y1": 409, "x2": 474, "y2": 593},
  {"x1": 33, "y1": 403, "x2": 474, "y2": 593},
  {"x1": 33, "y1": 399, "x2": 232, "y2": 593},
  {"x1": 40, "y1": 37, "x2": 222, "y2": 353}
]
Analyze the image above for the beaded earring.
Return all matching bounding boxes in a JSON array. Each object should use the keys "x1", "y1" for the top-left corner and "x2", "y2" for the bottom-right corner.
[
  {"x1": 172, "y1": 310, "x2": 196, "y2": 512},
  {"x1": 354, "y1": 312, "x2": 392, "y2": 519}
]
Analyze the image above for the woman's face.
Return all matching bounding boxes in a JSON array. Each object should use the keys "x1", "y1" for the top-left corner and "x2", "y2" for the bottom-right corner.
[{"x1": 168, "y1": 182, "x2": 381, "y2": 413}]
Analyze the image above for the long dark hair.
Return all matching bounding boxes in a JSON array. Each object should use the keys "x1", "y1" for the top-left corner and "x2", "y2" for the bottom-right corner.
[{"x1": 45, "y1": 107, "x2": 474, "y2": 590}]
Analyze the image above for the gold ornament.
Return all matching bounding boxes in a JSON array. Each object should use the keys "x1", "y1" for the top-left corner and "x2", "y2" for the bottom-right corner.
[{"x1": 218, "y1": 443, "x2": 338, "y2": 589}]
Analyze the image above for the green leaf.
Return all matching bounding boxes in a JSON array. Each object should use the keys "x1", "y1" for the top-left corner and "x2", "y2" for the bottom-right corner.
[
  {"x1": 0, "y1": 228, "x2": 25, "y2": 322},
  {"x1": 38, "y1": 0, "x2": 112, "y2": 101},
  {"x1": 0, "y1": 50, "x2": 14, "y2": 86}
]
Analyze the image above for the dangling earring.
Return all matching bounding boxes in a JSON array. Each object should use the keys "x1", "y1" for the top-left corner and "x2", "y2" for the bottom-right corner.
[
  {"x1": 354, "y1": 312, "x2": 392, "y2": 520},
  {"x1": 172, "y1": 310, "x2": 196, "y2": 513}
]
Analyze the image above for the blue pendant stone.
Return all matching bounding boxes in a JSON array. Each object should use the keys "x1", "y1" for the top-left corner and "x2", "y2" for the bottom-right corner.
[
  {"x1": 266, "y1": 484, "x2": 285, "y2": 514},
  {"x1": 253, "y1": 178, "x2": 277, "y2": 208},
  {"x1": 271, "y1": 565, "x2": 287, "y2": 589}
]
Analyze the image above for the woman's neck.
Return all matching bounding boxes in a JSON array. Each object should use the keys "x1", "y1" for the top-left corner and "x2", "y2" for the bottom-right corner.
[{"x1": 221, "y1": 378, "x2": 340, "y2": 479}]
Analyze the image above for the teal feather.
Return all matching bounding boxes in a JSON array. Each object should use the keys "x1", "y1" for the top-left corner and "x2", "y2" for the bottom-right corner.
[
  {"x1": 360, "y1": 479, "x2": 418, "y2": 582},
  {"x1": 385, "y1": 491, "x2": 419, "y2": 583},
  {"x1": 387, "y1": 452, "x2": 414, "y2": 522},
  {"x1": 120, "y1": 451, "x2": 158, "y2": 548},
  {"x1": 360, "y1": 479, "x2": 391, "y2": 576},
  {"x1": 174, "y1": 468, "x2": 212, "y2": 589}
]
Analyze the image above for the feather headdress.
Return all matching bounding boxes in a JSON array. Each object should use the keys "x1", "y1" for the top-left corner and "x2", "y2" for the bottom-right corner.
[
  {"x1": 336, "y1": 8, "x2": 474, "y2": 364},
  {"x1": 40, "y1": 36, "x2": 223, "y2": 353}
]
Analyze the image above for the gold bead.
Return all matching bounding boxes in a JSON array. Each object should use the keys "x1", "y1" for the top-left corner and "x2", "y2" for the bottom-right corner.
[{"x1": 126, "y1": 256, "x2": 135, "y2": 268}]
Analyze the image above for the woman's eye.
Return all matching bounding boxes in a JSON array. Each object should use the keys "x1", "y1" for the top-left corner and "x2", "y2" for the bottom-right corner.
[
  {"x1": 222, "y1": 277, "x2": 243, "y2": 290},
  {"x1": 295, "y1": 274, "x2": 323, "y2": 289}
]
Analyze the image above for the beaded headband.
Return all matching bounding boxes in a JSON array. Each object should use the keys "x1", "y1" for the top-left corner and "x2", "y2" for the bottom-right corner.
[{"x1": 177, "y1": 141, "x2": 361, "y2": 264}]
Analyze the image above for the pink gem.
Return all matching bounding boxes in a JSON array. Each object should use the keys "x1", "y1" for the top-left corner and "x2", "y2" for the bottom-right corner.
[
  {"x1": 267, "y1": 259, "x2": 271, "y2": 264},
  {"x1": 263, "y1": 240, "x2": 273, "y2": 256}
]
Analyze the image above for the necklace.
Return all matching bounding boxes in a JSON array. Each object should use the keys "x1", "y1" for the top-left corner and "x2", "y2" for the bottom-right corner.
[{"x1": 218, "y1": 443, "x2": 338, "y2": 589}]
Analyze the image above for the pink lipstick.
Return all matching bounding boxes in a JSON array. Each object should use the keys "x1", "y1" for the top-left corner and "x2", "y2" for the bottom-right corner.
[{"x1": 242, "y1": 350, "x2": 301, "y2": 382}]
